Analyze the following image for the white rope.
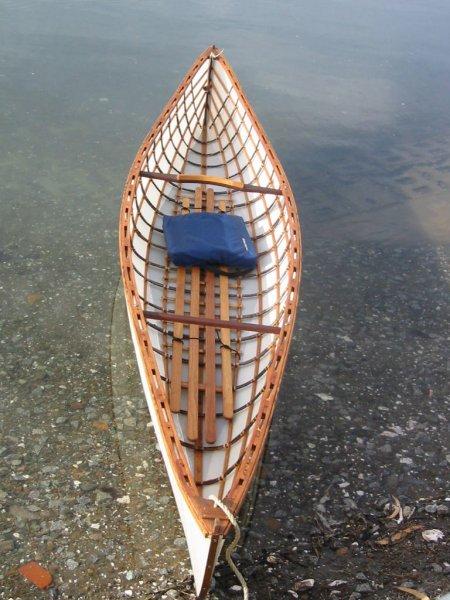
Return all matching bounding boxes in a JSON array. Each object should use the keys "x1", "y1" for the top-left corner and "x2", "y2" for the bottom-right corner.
[
  {"x1": 209, "y1": 495, "x2": 249, "y2": 600},
  {"x1": 210, "y1": 48, "x2": 224, "y2": 60}
]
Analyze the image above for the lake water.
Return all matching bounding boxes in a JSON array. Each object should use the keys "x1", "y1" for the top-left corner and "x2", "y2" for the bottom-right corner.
[{"x1": 0, "y1": 1, "x2": 449, "y2": 598}]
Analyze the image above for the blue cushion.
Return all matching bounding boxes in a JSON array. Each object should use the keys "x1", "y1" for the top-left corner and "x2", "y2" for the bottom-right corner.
[{"x1": 163, "y1": 213, "x2": 257, "y2": 271}]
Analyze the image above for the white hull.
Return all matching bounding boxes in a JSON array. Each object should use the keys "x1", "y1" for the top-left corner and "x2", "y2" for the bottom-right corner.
[{"x1": 126, "y1": 304, "x2": 224, "y2": 596}]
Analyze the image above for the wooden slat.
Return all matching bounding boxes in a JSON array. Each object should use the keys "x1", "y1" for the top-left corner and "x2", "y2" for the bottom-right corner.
[
  {"x1": 219, "y1": 199, "x2": 233, "y2": 419},
  {"x1": 187, "y1": 189, "x2": 202, "y2": 441},
  {"x1": 143, "y1": 311, "x2": 281, "y2": 335},
  {"x1": 204, "y1": 188, "x2": 217, "y2": 444},
  {"x1": 169, "y1": 198, "x2": 190, "y2": 412}
]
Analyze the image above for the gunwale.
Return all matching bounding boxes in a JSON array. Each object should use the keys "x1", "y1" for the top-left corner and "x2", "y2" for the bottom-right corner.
[{"x1": 118, "y1": 45, "x2": 301, "y2": 541}]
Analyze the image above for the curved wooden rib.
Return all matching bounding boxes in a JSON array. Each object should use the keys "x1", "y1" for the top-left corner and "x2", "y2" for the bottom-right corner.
[{"x1": 119, "y1": 45, "x2": 302, "y2": 598}]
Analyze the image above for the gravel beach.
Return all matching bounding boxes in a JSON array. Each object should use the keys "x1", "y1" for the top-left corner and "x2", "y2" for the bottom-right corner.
[{"x1": 1, "y1": 1, "x2": 449, "y2": 598}]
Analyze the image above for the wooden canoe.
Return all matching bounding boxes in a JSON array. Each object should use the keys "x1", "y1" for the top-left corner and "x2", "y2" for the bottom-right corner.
[{"x1": 119, "y1": 45, "x2": 301, "y2": 598}]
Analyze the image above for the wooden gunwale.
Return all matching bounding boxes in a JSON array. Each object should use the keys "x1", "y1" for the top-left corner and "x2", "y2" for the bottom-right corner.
[{"x1": 118, "y1": 45, "x2": 302, "y2": 538}]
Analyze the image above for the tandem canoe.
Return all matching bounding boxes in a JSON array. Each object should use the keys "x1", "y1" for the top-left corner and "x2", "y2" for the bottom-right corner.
[{"x1": 119, "y1": 45, "x2": 302, "y2": 598}]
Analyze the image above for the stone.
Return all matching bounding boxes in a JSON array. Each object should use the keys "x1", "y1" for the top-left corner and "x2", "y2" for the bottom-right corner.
[
  {"x1": 66, "y1": 559, "x2": 79, "y2": 570},
  {"x1": 96, "y1": 490, "x2": 112, "y2": 503},
  {"x1": 294, "y1": 579, "x2": 315, "y2": 591},
  {"x1": 0, "y1": 539, "x2": 14, "y2": 554},
  {"x1": 9, "y1": 505, "x2": 39, "y2": 522},
  {"x1": 174, "y1": 537, "x2": 186, "y2": 547}
]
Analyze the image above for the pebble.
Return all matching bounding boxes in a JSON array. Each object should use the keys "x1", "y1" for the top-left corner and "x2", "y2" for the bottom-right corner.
[
  {"x1": 0, "y1": 539, "x2": 15, "y2": 554},
  {"x1": 66, "y1": 559, "x2": 79, "y2": 570},
  {"x1": 173, "y1": 537, "x2": 187, "y2": 547},
  {"x1": 294, "y1": 579, "x2": 315, "y2": 591},
  {"x1": 9, "y1": 504, "x2": 39, "y2": 522},
  {"x1": 355, "y1": 583, "x2": 372, "y2": 593},
  {"x1": 96, "y1": 490, "x2": 112, "y2": 502},
  {"x1": 81, "y1": 482, "x2": 97, "y2": 492}
]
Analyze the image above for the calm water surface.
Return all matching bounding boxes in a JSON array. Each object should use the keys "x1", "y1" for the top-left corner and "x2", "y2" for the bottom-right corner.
[{"x1": 0, "y1": 1, "x2": 449, "y2": 597}]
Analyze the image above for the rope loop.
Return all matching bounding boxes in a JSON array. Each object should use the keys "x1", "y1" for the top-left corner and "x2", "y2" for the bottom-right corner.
[{"x1": 208, "y1": 495, "x2": 249, "y2": 600}]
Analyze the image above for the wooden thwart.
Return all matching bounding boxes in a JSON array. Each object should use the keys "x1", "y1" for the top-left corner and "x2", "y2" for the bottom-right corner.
[
  {"x1": 143, "y1": 311, "x2": 281, "y2": 335},
  {"x1": 139, "y1": 170, "x2": 282, "y2": 195}
]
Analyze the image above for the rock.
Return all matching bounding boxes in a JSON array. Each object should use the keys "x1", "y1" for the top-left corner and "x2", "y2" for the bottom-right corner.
[
  {"x1": 174, "y1": 537, "x2": 186, "y2": 547},
  {"x1": 425, "y1": 504, "x2": 437, "y2": 514},
  {"x1": 18, "y1": 561, "x2": 53, "y2": 589},
  {"x1": 356, "y1": 583, "x2": 372, "y2": 593},
  {"x1": 81, "y1": 482, "x2": 97, "y2": 492},
  {"x1": 230, "y1": 585, "x2": 242, "y2": 594},
  {"x1": 9, "y1": 505, "x2": 39, "y2": 522},
  {"x1": 349, "y1": 594, "x2": 362, "y2": 600},
  {"x1": 422, "y1": 529, "x2": 444, "y2": 542},
  {"x1": 66, "y1": 559, "x2": 79, "y2": 570},
  {"x1": 437, "y1": 504, "x2": 449, "y2": 515},
  {"x1": 96, "y1": 490, "x2": 112, "y2": 503},
  {"x1": 0, "y1": 539, "x2": 14, "y2": 554},
  {"x1": 294, "y1": 579, "x2": 315, "y2": 591},
  {"x1": 315, "y1": 393, "x2": 333, "y2": 401},
  {"x1": 116, "y1": 495, "x2": 130, "y2": 505}
]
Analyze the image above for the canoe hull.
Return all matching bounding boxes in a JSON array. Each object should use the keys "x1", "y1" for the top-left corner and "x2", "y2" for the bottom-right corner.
[{"x1": 119, "y1": 45, "x2": 302, "y2": 598}]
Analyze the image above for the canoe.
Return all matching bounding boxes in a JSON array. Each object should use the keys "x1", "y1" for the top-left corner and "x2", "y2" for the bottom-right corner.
[{"x1": 119, "y1": 46, "x2": 301, "y2": 598}]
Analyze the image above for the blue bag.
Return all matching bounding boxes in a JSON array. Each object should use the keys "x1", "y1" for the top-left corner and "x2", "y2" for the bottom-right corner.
[{"x1": 163, "y1": 213, "x2": 257, "y2": 272}]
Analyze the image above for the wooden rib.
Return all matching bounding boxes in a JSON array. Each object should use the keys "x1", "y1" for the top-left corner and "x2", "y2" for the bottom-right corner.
[
  {"x1": 204, "y1": 187, "x2": 217, "y2": 444},
  {"x1": 187, "y1": 189, "x2": 202, "y2": 441},
  {"x1": 169, "y1": 198, "x2": 190, "y2": 411},
  {"x1": 218, "y1": 199, "x2": 233, "y2": 419}
]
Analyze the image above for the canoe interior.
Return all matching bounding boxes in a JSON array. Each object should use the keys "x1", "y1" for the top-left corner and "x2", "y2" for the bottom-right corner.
[{"x1": 123, "y1": 48, "x2": 300, "y2": 514}]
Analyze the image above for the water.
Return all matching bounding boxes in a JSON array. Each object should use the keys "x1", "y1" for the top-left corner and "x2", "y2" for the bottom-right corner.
[{"x1": 0, "y1": 1, "x2": 449, "y2": 598}]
